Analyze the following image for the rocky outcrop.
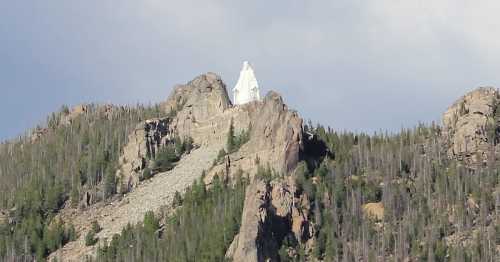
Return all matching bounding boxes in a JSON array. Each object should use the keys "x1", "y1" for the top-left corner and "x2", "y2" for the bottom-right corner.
[
  {"x1": 228, "y1": 181, "x2": 269, "y2": 261},
  {"x1": 362, "y1": 202, "x2": 384, "y2": 221},
  {"x1": 161, "y1": 72, "x2": 303, "y2": 182},
  {"x1": 30, "y1": 127, "x2": 49, "y2": 143},
  {"x1": 50, "y1": 71, "x2": 307, "y2": 261},
  {"x1": 60, "y1": 104, "x2": 89, "y2": 126},
  {"x1": 205, "y1": 91, "x2": 304, "y2": 183},
  {"x1": 115, "y1": 118, "x2": 173, "y2": 193},
  {"x1": 227, "y1": 177, "x2": 315, "y2": 262},
  {"x1": 114, "y1": 71, "x2": 304, "y2": 192},
  {"x1": 163, "y1": 72, "x2": 232, "y2": 121},
  {"x1": 442, "y1": 87, "x2": 500, "y2": 166}
]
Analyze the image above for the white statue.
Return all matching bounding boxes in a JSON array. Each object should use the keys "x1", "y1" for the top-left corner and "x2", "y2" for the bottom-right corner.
[{"x1": 233, "y1": 61, "x2": 260, "y2": 105}]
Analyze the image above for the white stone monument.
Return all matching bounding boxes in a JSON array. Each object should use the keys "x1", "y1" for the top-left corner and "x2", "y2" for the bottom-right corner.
[{"x1": 233, "y1": 61, "x2": 260, "y2": 105}]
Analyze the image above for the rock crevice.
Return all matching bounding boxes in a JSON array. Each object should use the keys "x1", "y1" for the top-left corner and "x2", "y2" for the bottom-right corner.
[{"x1": 227, "y1": 177, "x2": 315, "y2": 262}]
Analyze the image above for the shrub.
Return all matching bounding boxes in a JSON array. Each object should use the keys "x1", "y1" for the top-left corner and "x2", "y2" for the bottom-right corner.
[
  {"x1": 104, "y1": 167, "x2": 116, "y2": 199},
  {"x1": 143, "y1": 211, "x2": 159, "y2": 235},
  {"x1": 226, "y1": 120, "x2": 250, "y2": 153},
  {"x1": 154, "y1": 145, "x2": 177, "y2": 172},
  {"x1": 91, "y1": 221, "x2": 101, "y2": 233},
  {"x1": 85, "y1": 221, "x2": 101, "y2": 246},
  {"x1": 215, "y1": 149, "x2": 227, "y2": 165},
  {"x1": 173, "y1": 191, "x2": 183, "y2": 208},
  {"x1": 142, "y1": 168, "x2": 152, "y2": 180},
  {"x1": 66, "y1": 224, "x2": 77, "y2": 242},
  {"x1": 85, "y1": 230, "x2": 98, "y2": 246}
]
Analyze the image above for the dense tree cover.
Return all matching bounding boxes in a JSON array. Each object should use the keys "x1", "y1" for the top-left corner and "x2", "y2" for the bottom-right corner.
[
  {"x1": 0, "y1": 101, "x2": 498, "y2": 261},
  {"x1": 286, "y1": 123, "x2": 499, "y2": 261},
  {"x1": 0, "y1": 104, "x2": 163, "y2": 260},
  {"x1": 97, "y1": 173, "x2": 248, "y2": 262}
]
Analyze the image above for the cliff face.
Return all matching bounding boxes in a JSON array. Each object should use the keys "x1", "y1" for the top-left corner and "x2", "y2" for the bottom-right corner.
[
  {"x1": 115, "y1": 118, "x2": 172, "y2": 193},
  {"x1": 166, "y1": 72, "x2": 303, "y2": 179},
  {"x1": 204, "y1": 91, "x2": 304, "y2": 183},
  {"x1": 50, "y1": 72, "x2": 308, "y2": 261},
  {"x1": 442, "y1": 87, "x2": 500, "y2": 166},
  {"x1": 226, "y1": 176, "x2": 315, "y2": 262},
  {"x1": 116, "y1": 72, "x2": 304, "y2": 191}
]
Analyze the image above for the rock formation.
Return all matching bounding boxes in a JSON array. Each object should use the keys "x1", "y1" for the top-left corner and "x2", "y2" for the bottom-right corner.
[
  {"x1": 227, "y1": 177, "x2": 315, "y2": 262},
  {"x1": 442, "y1": 87, "x2": 500, "y2": 166},
  {"x1": 116, "y1": 118, "x2": 173, "y2": 193},
  {"x1": 362, "y1": 202, "x2": 384, "y2": 221},
  {"x1": 205, "y1": 91, "x2": 304, "y2": 183},
  {"x1": 60, "y1": 104, "x2": 89, "y2": 126},
  {"x1": 116, "y1": 72, "x2": 303, "y2": 189},
  {"x1": 50, "y1": 72, "x2": 308, "y2": 261}
]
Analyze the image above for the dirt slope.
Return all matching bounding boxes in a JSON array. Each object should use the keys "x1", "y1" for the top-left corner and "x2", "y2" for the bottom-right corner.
[{"x1": 48, "y1": 145, "x2": 220, "y2": 261}]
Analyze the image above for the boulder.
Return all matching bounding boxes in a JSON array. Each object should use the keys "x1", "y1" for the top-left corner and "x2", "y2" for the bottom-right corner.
[
  {"x1": 362, "y1": 202, "x2": 384, "y2": 221},
  {"x1": 442, "y1": 87, "x2": 499, "y2": 166}
]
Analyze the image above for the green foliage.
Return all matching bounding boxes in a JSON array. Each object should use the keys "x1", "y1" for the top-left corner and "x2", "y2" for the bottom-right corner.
[
  {"x1": 85, "y1": 221, "x2": 101, "y2": 246},
  {"x1": 172, "y1": 191, "x2": 183, "y2": 208},
  {"x1": 154, "y1": 145, "x2": 178, "y2": 172},
  {"x1": 143, "y1": 211, "x2": 159, "y2": 235},
  {"x1": 152, "y1": 137, "x2": 193, "y2": 175},
  {"x1": 104, "y1": 166, "x2": 117, "y2": 199},
  {"x1": 91, "y1": 220, "x2": 102, "y2": 233},
  {"x1": 255, "y1": 164, "x2": 276, "y2": 183},
  {"x1": 142, "y1": 168, "x2": 153, "y2": 180},
  {"x1": 97, "y1": 175, "x2": 248, "y2": 262},
  {"x1": 227, "y1": 119, "x2": 236, "y2": 152},
  {"x1": 0, "y1": 104, "x2": 163, "y2": 259},
  {"x1": 226, "y1": 120, "x2": 250, "y2": 153},
  {"x1": 174, "y1": 136, "x2": 194, "y2": 155},
  {"x1": 67, "y1": 223, "x2": 77, "y2": 242},
  {"x1": 85, "y1": 230, "x2": 98, "y2": 247},
  {"x1": 214, "y1": 149, "x2": 227, "y2": 165},
  {"x1": 298, "y1": 123, "x2": 499, "y2": 261}
]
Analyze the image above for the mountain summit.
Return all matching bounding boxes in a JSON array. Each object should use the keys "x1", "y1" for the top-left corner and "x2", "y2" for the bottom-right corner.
[{"x1": 0, "y1": 75, "x2": 498, "y2": 262}]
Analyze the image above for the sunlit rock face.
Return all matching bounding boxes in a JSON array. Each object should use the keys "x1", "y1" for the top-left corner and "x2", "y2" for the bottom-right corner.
[
  {"x1": 233, "y1": 61, "x2": 260, "y2": 105},
  {"x1": 442, "y1": 87, "x2": 500, "y2": 166}
]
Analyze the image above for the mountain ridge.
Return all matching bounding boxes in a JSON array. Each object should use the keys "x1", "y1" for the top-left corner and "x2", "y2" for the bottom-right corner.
[{"x1": 0, "y1": 74, "x2": 498, "y2": 261}]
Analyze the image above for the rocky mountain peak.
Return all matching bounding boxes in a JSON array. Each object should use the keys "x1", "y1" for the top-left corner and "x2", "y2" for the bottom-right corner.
[
  {"x1": 161, "y1": 72, "x2": 232, "y2": 118},
  {"x1": 113, "y1": 72, "x2": 306, "y2": 194},
  {"x1": 47, "y1": 71, "x2": 317, "y2": 260}
]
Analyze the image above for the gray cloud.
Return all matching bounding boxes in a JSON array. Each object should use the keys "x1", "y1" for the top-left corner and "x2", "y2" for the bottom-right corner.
[{"x1": 1, "y1": 1, "x2": 500, "y2": 140}]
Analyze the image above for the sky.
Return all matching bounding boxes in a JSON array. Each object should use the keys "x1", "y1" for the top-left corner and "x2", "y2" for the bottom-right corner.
[{"x1": 1, "y1": 1, "x2": 500, "y2": 141}]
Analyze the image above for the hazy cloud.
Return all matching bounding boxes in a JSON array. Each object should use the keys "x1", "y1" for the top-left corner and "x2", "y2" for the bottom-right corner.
[{"x1": 1, "y1": 1, "x2": 500, "y2": 140}]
